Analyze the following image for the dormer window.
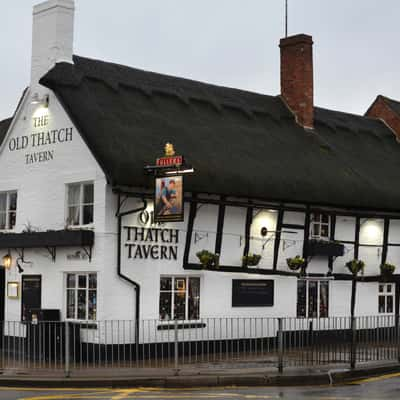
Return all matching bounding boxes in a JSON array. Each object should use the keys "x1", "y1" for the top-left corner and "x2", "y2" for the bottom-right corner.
[
  {"x1": 310, "y1": 213, "x2": 330, "y2": 240},
  {"x1": 0, "y1": 191, "x2": 17, "y2": 230}
]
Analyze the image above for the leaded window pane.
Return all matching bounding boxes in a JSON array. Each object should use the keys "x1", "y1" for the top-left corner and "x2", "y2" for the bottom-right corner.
[
  {"x1": 188, "y1": 278, "x2": 200, "y2": 320},
  {"x1": 159, "y1": 292, "x2": 172, "y2": 321},
  {"x1": 67, "y1": 289, "x2": 75, "y2": 319},
  {"x1": 83, "y1": 205, "x2": 93, "y2": 225},
  {"x1": 68, "y1": 184, "x2": 81, "y2": 205},
  {"x1": 8, "y1": 192, "x2": 17, "y2": 211},
  {"x1": 88, "y1": 290, "x2": 97, "y2": 320},
  {"x1": 319, "y1": 281, "x2": 329, "y2": 318},
  {"x1": 308, "y1": 281, "x2": 318, "y2": 318},
  {"x1": 83, "y1": 184, "x2": 94, "y2": 204},
  {"x1": 0, "y1": 194, "x2": 6, "y2": 213},
  {"x1": 297, "y1": 280, "x2": 307, "y2": 318},
  {"x1": 77, "y1": 290, "x2": 87, "y2": 320}
]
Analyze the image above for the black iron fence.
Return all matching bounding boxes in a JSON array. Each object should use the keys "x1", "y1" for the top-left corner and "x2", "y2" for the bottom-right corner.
[{"x1": 0, "y1": 315, "x2": 398, "y2": 376}]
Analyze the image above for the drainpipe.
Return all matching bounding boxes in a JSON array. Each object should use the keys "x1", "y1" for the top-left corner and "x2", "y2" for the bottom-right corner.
[{"x1": 115, "y1": 193, "x2": 147, "y2": 347}]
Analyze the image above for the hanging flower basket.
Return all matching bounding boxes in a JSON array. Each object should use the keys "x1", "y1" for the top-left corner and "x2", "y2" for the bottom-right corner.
[
  {"x1": 380, "y1": 262, "x2": 396, "y2": 279},
  {"x1": 196, "y1": 250, "x2": 219, "y2": 269},
  {"x1": 345, "y1": 259, "x2": 365, "y2": 276},
  {"x1": 286, "y1": 256, "x2": 306, "y2": 272},
  {"x1": 242, "y1": 254, "x2": 262, "y2": 267}
]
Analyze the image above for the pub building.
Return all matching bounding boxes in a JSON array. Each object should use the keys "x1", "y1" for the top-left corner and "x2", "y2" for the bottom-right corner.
[{"x1": 1, "y1": 0, "x2": 400, "y2": 339}]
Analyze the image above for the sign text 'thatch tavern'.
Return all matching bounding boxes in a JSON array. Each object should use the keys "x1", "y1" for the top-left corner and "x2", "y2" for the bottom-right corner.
[{"x1": 124, "y1": 226, "x2": 179, "y2": 260}]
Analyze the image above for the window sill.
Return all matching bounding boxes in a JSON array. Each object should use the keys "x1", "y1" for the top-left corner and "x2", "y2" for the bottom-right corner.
[{"x1": 157, "y1": 322, "x2": 206, "y2": 331}]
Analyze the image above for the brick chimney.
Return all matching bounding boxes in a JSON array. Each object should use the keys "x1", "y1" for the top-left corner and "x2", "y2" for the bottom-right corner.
[
  {"x1": 280, "y1": 34, "x2": 314, "y2": 129},
  {"x1": 31, "y1": 0, "x2": 75, "y2": 88},
  {"x1": 366, "y1": 96, "x2": 400, "y2": 140}
]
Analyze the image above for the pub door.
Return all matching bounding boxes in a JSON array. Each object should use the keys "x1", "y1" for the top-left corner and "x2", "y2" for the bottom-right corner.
[{"x1": 21, "y1": 275, "x2": 42, "y2": 322}]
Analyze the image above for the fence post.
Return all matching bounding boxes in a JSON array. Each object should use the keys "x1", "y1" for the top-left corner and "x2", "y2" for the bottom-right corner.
[
  {"x1": 65, "y1": 321, "x2": 70, "y2": 378},
  {"x1": 350, "y1": 316, "x2": 356, "y2": 370},
  {"x1": 174, "y1": 319, "x2": 179, "y2": 370},
  {"x1": 278, "y1": 318, "x2": 283, "y2": 373}
]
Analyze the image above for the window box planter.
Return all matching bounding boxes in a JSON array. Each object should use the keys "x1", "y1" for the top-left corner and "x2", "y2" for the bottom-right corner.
[
  {"x1": 0, "y1": 229, "x2": 94, "y2": 249},
  {"x1": 308, "y1": 239, "x2": 344, "y2": 257}
]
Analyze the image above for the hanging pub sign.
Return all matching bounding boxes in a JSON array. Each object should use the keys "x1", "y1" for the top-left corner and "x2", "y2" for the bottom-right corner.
[
  {"x1": 154, "y1": 175, "x2": 184, "y2": 222},
  {"x1": 145, "y1": 143, "x2": 194, "y2": 223}
]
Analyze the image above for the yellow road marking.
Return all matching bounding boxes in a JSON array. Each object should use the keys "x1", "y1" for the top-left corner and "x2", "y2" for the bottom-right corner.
[{"x1": 348, "y1": 371, "x2": 400, "y2": 385}]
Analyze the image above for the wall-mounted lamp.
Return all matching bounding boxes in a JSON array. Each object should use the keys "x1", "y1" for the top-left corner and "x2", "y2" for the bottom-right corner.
[
  {"x1": 261, "y1": 227, "x2": 268, "y2": 237},
  {"x1": 31, "y1": 93, "x2": 49, "y2": 108},
  {"x1": 2, "y1": 254, "x2": 12, "y2": 270}
]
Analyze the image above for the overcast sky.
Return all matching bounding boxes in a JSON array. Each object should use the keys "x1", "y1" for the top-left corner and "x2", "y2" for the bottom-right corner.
[{"x1": 1, "y1": 0, "x2": 399, "y2": 120}]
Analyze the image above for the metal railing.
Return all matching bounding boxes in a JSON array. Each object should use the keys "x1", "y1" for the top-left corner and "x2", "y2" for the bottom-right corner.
[{"x1": 0, "y1": 315, "x2": 398, "y2": 376}]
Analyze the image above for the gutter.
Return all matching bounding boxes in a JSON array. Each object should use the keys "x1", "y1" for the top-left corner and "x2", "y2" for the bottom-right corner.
[{"x1": 115, "y1": 192, "x2": 147, "y2": 347}]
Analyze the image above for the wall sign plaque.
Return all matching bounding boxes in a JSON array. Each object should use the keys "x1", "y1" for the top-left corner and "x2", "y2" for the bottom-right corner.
[{"x1": 232, "y1": 279, "x2": 274, "y2": 307}]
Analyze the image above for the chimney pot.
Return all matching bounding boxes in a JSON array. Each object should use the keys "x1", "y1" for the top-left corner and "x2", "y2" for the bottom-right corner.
[{"x1": 280, "y1": 34, "x2": 314, "y2": 129}]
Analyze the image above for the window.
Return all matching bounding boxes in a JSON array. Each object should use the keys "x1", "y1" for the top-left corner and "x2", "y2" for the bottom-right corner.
[
  {"x1": 159, "y1": 276, "x2": 200, "y2": 321},
  {"x1": 379, "y1": 283, "x2": 394, "y2": 314},
  {"x1": 310, "y1": 213, "x2": 330, "y2": 240},
  {"x1": 67, "y1": 183, "x2": 94, "y2": 226},
  {"x1": 0, "y1": 191, "x2": 17, "y2": 230},
  {"x1": 297, "y1": 280, "x2": 329, "y2": 318},
  {"x1": 66, "y1": 273, "x2": 97, "y2": 320}
]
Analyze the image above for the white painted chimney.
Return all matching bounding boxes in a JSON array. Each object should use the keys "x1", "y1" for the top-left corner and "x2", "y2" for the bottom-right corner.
[{"x1": 31, "y1": 0, "x2": 75, "y2": 87}]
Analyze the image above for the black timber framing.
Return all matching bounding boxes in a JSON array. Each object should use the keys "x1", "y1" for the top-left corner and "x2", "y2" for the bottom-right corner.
[
  {"x1": 328, "y1": 214, "x2": 337, "y2": 273},
  {"x1": 183, "y1": 195, "x2": 197, "y2": 266},
  {"x1": 273, "y1": 209, "x2": 284, "y2": 271},
  {"x1": 214, "y1": 197, "x2": 226, "y2": 255},
  {"x1": 381, "y1": 218, "x2": 390, "y2": 265},
  {"x1": 112, "y1": 189, "x2": 400, "y2": 219},
  {"x1": 354, "y1": 217, "x2": 361, "y2": 259},
  {"x1": 302, "y1": 206, "x2": 311, "y2": 260},
  {"x1": 242, "y1": 206, "x2": 253, "y2": 259}
]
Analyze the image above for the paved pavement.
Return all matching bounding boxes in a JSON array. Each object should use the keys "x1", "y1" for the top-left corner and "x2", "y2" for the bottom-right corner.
[{"x1": 0, "y1": 372, "x2": 400, "y2": 400}]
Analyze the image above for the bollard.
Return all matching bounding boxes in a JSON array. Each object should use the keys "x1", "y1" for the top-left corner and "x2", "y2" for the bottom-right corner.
[
  {"x1": 278, "y1": 318, "x2": 283, "y2": 374},
  {"x1": 65, "y1": 321, "x2": 70, "y2": 378}
]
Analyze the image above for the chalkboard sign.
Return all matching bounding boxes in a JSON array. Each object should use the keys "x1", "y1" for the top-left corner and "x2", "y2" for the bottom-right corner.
[{"x1": 232, "y1": 279, "x2": 274, "y2": 307}]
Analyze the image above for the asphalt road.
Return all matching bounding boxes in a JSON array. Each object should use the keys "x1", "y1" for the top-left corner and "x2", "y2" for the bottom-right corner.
[{"x1": 1, "y1": 373, "x2": 400, "y2": 400}]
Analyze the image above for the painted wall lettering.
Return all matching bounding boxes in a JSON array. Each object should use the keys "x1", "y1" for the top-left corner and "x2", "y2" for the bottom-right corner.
[
  {"x1": 8, "y1": 126, "x2": 74, "y2": 165},
  {"x1": 124, "y1": 226, "x2": 179, "y2": 261}
]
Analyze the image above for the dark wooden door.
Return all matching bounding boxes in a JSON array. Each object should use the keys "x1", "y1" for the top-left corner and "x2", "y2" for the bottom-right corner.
[{"x1": 21, "y1": 275, "x2": 41, "y2": 322}]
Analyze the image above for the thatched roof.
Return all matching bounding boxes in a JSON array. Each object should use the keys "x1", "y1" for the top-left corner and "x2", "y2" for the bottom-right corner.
[{"x1": 35, "y1": 55, "x2": 400, "y2": 211}]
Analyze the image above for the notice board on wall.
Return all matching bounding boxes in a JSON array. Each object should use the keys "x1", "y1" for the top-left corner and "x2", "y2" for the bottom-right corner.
[{"x1": 232, "y1": 279, "x2": 274, "y2": 307}]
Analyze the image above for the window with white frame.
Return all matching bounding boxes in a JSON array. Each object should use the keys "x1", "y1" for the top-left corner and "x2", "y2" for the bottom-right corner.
[
  {"x1": 310, "y1": 213, "x2": 330, "y2": 240},
  {"x1": 297, "y1": 279, "x2": 329, "y2": 318},
  {"x1": 67, "y1": 183, "x2": 94, "y2": 226},
  {"x1": 66, "y1": 273, "x2": 97, "y2": 320},
  {"x1": 379, "y1": 283, "x2": 394, "y2": 314},
  {"x1": 159, "y1": 276, "x2": 200, "y2": 321},
  {"x1": 0, "y1": 191, "x2": 17, "y2": 230}
]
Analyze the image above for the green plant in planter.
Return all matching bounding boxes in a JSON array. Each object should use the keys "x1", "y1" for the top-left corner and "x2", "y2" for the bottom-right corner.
[
  {"x1": 345, "y1": 259, "x2": 365, "y2": 276},
  {"x1": 380, "y1": 262, "x2": 396, "y2": 277},
  {"x1": 196, "y1": 250, "x2": 219, "y2": 269},
  {"x1": 242, "y1": 254, "x2": 262, "y2": 267},
  {"x1": 286, "y1": 256, "x2": 306, "y2": 272}
]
